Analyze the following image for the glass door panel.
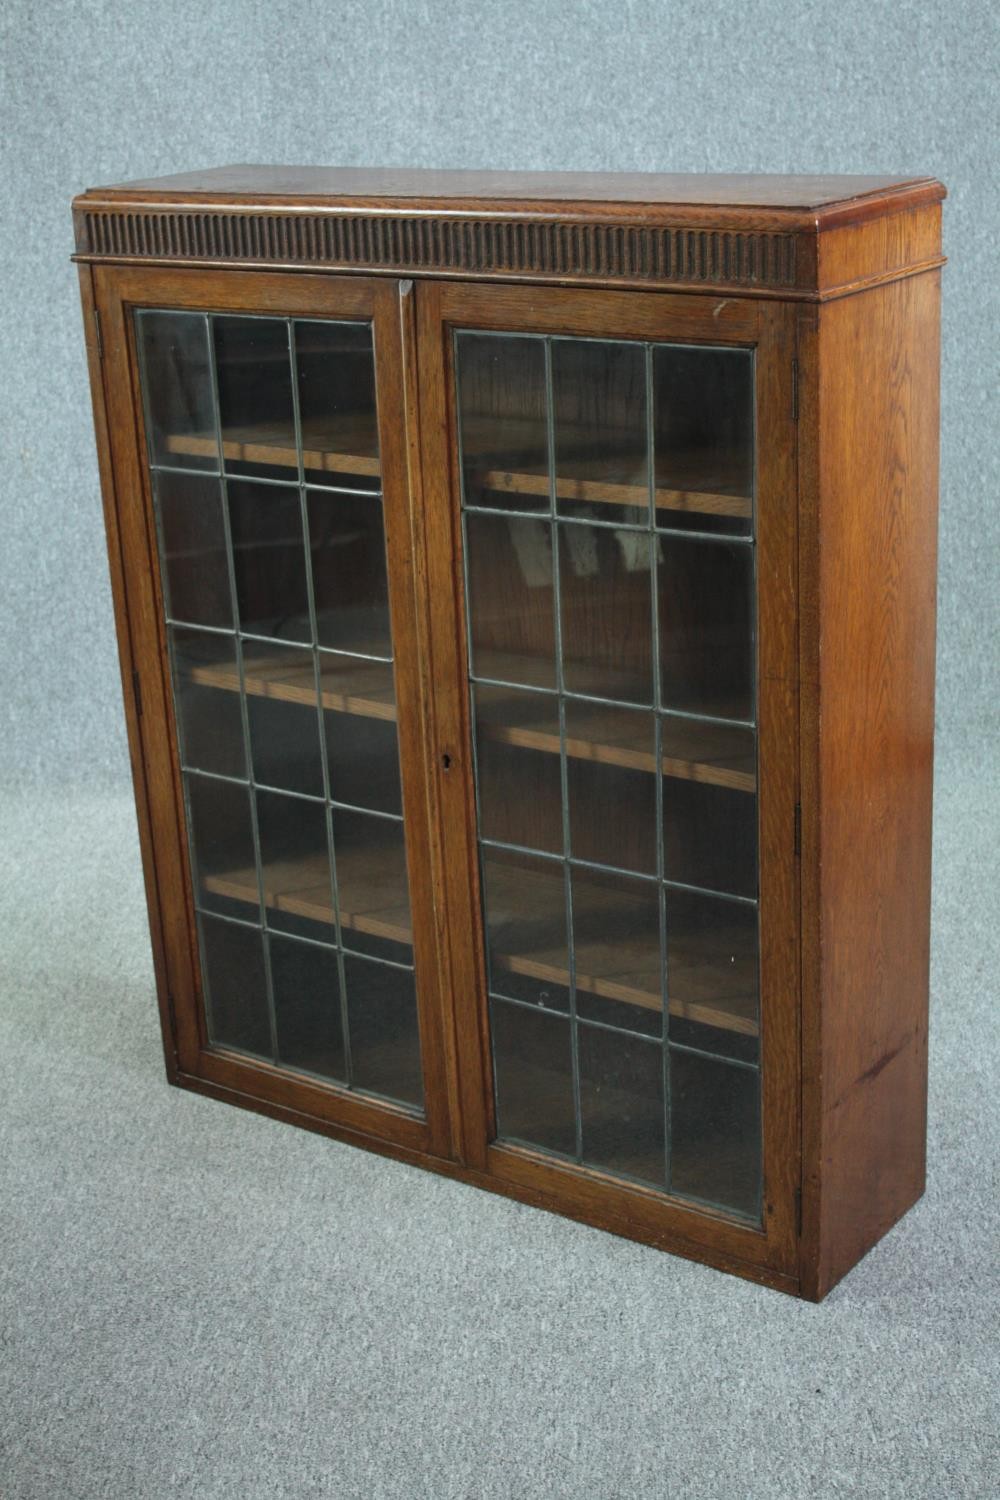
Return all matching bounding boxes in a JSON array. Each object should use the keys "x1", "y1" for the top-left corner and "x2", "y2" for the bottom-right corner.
[
  {"x1": 135, "y1": 309, "x2": 423, "y2": 1112},
  {"x1": 456, "y1": 331, "x2": 761, "y2": 1218}
]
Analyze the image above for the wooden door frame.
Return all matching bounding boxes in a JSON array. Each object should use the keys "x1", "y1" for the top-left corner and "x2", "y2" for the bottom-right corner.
[
  {"x1": 414, "y1": 279, "x2": 801, "y2": 1278},
  {"x1": 87, "y1": 262, "x2": 454, "y2": 1161}
]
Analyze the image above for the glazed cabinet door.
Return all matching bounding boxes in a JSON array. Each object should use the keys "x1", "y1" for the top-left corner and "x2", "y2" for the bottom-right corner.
[
  {"x1": 417, "y1": 283, "x2": 800, "y2": 1278},
  {"x1": 90, "y1": 267, "x2": 451, "y2": 1159}
]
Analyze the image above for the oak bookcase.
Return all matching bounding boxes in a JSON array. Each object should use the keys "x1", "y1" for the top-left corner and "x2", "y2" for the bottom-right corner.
[{"x1": 73, "y1": 168, "x2": 944, "y2": 1298}]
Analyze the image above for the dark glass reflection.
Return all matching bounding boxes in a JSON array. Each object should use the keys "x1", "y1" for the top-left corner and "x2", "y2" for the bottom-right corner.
[
  {"x1": 670, "y1": 1051, "x2": 760, "y2": 1217},
  {"x1": 154, "y1": 470, "x2": 232, "y2": 628},
  {"x1": 457, "y1": 328, "x2": 762, "y2": 1218},
  {"x1": 271, "y1": 935, "x2": 346, "y2": 1082},
  {"x1": 201, "y1": 915, "x2": 271, "y2": 1057},
  {"x1": 137, "y1": 307, "x2": 424, "y2": 1111},
  {"x1": 658, "y1": 537, "x2": 754, "y2": 722},
  {"x1": 345, "y1": 955, "x2": 423, "y2": 1107},
  {"x1": 653, "y1": 345, "x2": 753, "y2": 537},
  {"x1": 136, "y1": 310, "x2": 216, "y2": 472},
  {"x1": 578, "y1": 1024, "x2": 665, "y2": 1187},
  {"x1": 295, "y1": 319, "x2": 380, "y2": 490},
  {"x1": 553, "y1": 337, "x2": 648, "y2": 526},
  {"x1": 228, "y1": 480, "x2": 311, "y2": 642},
  {"x1": 491, "y1": 999, "x2": 575, "y2": 1156},
  {"x1": 458, "y1": 333, "x2": 549, "y2": 514},
  {"x1": 170, "y1": 629, "x2": 245, "y2": 780},
  {"x1": 214, "y1": 316, "x2": 296, "y2": 481},
  {"x1": 308, "y1": 491, "x2": 391, "y2": 658}
]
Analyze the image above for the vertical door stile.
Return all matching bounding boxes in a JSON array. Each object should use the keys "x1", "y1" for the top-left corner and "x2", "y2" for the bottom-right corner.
[
  {"x1": 372, "y1": 279, "x2": 458, "y2": 1161},
  {"x1": 412, "y1": 279, "x2": 495, "y2": 1171}
]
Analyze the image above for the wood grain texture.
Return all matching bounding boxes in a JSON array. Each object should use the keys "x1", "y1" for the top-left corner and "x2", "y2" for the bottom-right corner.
[
  {"x1": 197, "y1": 849, "x2": 758, "y2": 1034},
  {"x1": 797, "y1": 271, "x2": 941, "y2": 1300},
  {"x1": 77, "y1": 265, "x2": 180, "y2": 1083},
  {"x1": 72, "y1": 169, "x2": 945, "y2": 301},
  {"x1": 90, "y1": 264, "x2": 447, "y2": 1159},
  {"x1": 415, "y1": 279, "x2": 801, "y2": 1280},
  {"x1": 413, "y1": 278, "x2": 496, "y2": 1165},
  {"x1": 752, "y1": 303, "x2": 801, "y2": 1277},
  {"x1": 371, "y1": 277, "x2": 457, "y2": 1160},
  {"x1": 816, "y1": 202, "x2": 945, "y2": 300},
  {"x1": 80, "y1": 165, "x2": 940, "y2": 218},
  {"x1": 75, "y1": 175, "x2": 943, "y2": 1297}
]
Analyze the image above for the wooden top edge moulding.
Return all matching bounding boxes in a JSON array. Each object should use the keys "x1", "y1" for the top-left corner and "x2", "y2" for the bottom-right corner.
[{"x1": 73, "y1": 166, "x2": 946, "y2": 301}]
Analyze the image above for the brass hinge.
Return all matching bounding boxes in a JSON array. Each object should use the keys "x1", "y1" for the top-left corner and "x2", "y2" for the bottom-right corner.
[
  {"x1": 93, "y1": 305, "x2": 104, "y2": 360},
  {"x1": 794, "y1": 801, "x2": 801, "y2": 857},
  {"x1": 132, "y1": 667, "x2": 143, "y2": 719},
  {"x1": 791, "y1": 357, "x2": 799, "y2": 422}
]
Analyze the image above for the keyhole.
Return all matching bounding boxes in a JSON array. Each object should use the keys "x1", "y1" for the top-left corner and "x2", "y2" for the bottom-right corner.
[{"x1": 441, "y1": 752, "x2": 452, "y2": 771}]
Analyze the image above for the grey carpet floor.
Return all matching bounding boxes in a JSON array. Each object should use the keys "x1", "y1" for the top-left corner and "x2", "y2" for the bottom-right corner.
[{"x1": 1, "y1": 728, "x2": 998, "y2": 1500}]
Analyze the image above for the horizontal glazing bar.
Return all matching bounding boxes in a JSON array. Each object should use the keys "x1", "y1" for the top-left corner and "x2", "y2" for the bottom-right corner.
[
  {"x1": 167, "y1": 628, "x2": 396, "y2": 668},
  {"x1": 479, "y1": 834, "x2": 650, "y2": 881},
  {"x1": 317, "y1": 643, "x2": 395, "y2": 666},
  {"x1": 166, "y1": 617, "x2": 235, "y2": 638},
  {"x1": 184, "y1": 766, "x2": 320, "y2": 801},
  {"x1": 304, "y1": 481, "x2": 384, "y2": 500},
  {"x1": 654, "y1": 525, "x2": 754, "y2": 546},
  {"x1": 469, "y1": 675, "x2": 756, "y2": 730},
  {"x1": 182, "y1": 766, "x2": 405, "y2": 822},
  {"x1": 194, "y1": 904, "x2": 264, "y2": 935},
  {"x1": 661, "y1": 874, "x2": 758, "y2": 908},
  {"x1": 151, "y1": 461, "x2": 224, "y2": 481},
  {"x1": 328, "y1": 800, "x2": 404, "y2": 824},
  {"x1": 660, "y1": 705, "x2": 757, "y2": 732},
  {"x1": 462, "y1": 499, "x2": 754, "y2": 545},
  {"x1": 478, "y1": 835, "x2": 758, "y2": 906},
  {"x1": 468, "y1": 672, "x2": 757, "y2": 731},
  {"x1": 151, "y1": 459, "x2": 383, "y2": 501},
  {"x1": 240, "y1": 629, "x2": 313, "y2": 651},
  {"x1": 458, "y1": 329, "x2": 746, "y2": 357},
  {"x1": 194, "y1": 902, "x2": 415, "y2": 972},
  {"x1": 665, "y1": 1037, "x2": 760, "y2": 1074},
  {"x1": 489, "y1": 993, "x2": 759, "y2": 1070},
  {"x1": 469, "y1": 674, "x2": 653, "y2": 713},
  {"x1": 465, "y1": 502, "x2": 647, "y2": 536},
  {"x1": 294, "y1": 316, "x2": 373, "y2": 330}
]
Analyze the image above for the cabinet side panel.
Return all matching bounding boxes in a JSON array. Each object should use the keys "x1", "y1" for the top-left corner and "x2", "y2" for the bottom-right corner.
[{"x1": 800, "y1": 272, "x2": 941, "y2": 1299}]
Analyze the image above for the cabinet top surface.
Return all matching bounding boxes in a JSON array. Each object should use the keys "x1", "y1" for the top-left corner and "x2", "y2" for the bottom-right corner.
[
  {"x1": 81, "y1": 164, "x2": 944, "y2": 217},
  {"x1": 72, "y1": 167, "x2": 945, "y2": 300}
]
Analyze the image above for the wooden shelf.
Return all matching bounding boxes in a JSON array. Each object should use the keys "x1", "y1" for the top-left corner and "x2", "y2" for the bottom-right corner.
[
  {"x1": 203, "y1": 849, "x2": 757, "y2": 1037},
  {"x1": 164, "y1": 414, "x2": 750, "y2": 519},
  {"x1": 188, "y1": 647, "x2": 753, "y2": 791},
  {"x1": 476, "y1": 465, "x2": 751, "y2": 520},
  {"x1": 204, "y1": 843, "x2": 410, "y2": 950},
  {"x1": 476, "y1": 684, "x2": 755, "y2": 792},
  {"x1": 165, "y1": 413, "x2": 380, "y2": 481},
  {"x1": 190, "y1": 650, "x2": 396, "y2": 722},
  {"x1": 460, "y1": 419, "x2": 751, "y2": 520},
  {"x1": 486, "y1": 858, "x2": 757, "y2": 1035}
]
